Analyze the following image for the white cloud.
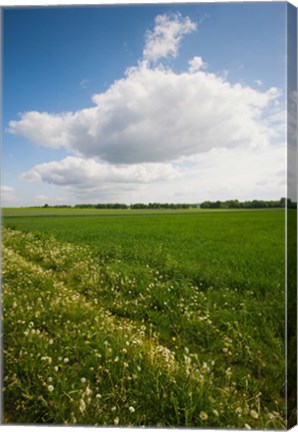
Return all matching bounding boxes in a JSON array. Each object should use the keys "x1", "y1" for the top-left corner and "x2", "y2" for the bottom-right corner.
[
  {"x1": 8, "y1": 12, "x2": 286, "y2": 204},
  {"x1": 143, "y1": 13, "x2": 197, "y2": 63},
  {"x1": 188, "y1": 56, "x2": 207, "y2": 72},
  {"x1": 35, "y1": 194, "x2": 49, "y2": 202},
  {"x1": 181, "y1": 144, "x2": 286, "y2": 201},
  {"x1": 9, "y1": 62, "x2": 281, "y2": 165},
  {"x1": 136, "y1": 144, "x2": 286, "y2": 203},
  {"x1": 9, "y1": 111, "x2": 74, "y2": 150},
  {"x1": 1, "y1": 185, "x2": 16, "y2": 203},
  {"x1": 22, "y1": 156, "x2": 181, "y2": 188},
  {"x1": 21, "y1": 143, "x2": 285, "y2": 204},
  {"x1": 80, "y1": 78, "x2": 89, "y2": 89},
  {"x1": 254, "y1": 79, "x2": 263, "y2": 87},
  {"x1": 1, "y1": 185, "x2": 15, "y2": 193}
]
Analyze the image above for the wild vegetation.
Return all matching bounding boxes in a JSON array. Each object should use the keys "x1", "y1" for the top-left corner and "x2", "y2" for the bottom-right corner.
[{"x1": 2, "y1": 208, "x2": 286, "y2": 427}]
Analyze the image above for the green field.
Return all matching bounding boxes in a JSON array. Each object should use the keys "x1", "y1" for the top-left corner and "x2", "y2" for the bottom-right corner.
[{"x1": 2, "y1": 208, "x2": 286, "y2": 427}]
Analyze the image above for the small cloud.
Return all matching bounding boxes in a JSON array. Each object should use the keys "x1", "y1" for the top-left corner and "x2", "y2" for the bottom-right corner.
[
  {"x1": 199, "y1": 12, "x2": 210, "y2": 25},
  {"x1": 35, "y1": 194, "x2": 49, "y2": 202},
  {"x1": 1, "y1": 185, "x2": 16, "y2": 203},
  {"x1": 21, "y1": 169, "x2": 41, "y2": 182},
  {"x1": 188, "y1": 56, "x2": 207, "y2": 73},
  {"x1": 1, "y1": 185, "x2": 15, "y2": 194},
  {"x1": 143, "y1": 13, "x2": 197, "y2": 63},
  {"x1": 254, "y1": 79, "x2": 263, "y2": 87},
  {"x1": 80, "y1": 78, "x2": 89, "y2": 89},
  {"x1": 220, "y1": 69, "x2": 229, "y2": 79}
]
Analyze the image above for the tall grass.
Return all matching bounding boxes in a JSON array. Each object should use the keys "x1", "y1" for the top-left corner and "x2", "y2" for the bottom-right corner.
[{"x1": 2, "y1": 209, "x2": 286, "y2": 427}]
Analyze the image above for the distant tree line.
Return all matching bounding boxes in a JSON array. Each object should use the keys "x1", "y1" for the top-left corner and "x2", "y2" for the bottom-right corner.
[
  {"x1": 42, "y1": 198, "x2": 296, "y2": 210},
  {"x1": 74, "y1": 203, "x2": 128, "y2": 209},
  {"x1": 200, "y1": 198, "x2": 296, "y2": 209},
  {"x1": 73, "y1": 202, "x2": 197, "y2": 210},
  {"x1": 130, "y1": 203, "x2": 194, "y2": 209}
]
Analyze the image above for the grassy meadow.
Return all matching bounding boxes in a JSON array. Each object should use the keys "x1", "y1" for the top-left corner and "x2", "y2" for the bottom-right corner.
[{"x1": 2, "y1": 208, "x2": 286, "y2": 427}]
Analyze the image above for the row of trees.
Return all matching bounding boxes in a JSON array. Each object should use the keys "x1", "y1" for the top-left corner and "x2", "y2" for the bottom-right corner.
[
  {"x1": 200, "y1": 198, "x2": 296, "y2": 209},
  {"x1": 130, "y1": 203, "x2": 194, "y2": 209},
  {"x1": 73, "y1": 202, "x2": 196, "y2": 210},
  {"x1": 43, "y1": 198, "x2": 296, "y2": 210},
  {"x1": 75, "y1": 203, "x2": 128, "y2": 209}
]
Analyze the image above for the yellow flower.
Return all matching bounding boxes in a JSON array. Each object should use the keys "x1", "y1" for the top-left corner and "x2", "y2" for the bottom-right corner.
[{"x1": 199, "y1": 411, "x2": 208, "y2": 421}]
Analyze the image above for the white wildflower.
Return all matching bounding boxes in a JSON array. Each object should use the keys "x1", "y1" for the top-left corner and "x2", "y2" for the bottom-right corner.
[
  {"x1": 85, "y1": 386, "x2": 92, "y2": 397},
  {"x1": 250, "y1": 410, "x2": 259, "y2": 420},
  {"x1": 79, "y1": 399, "x2": 86, "y2": 413}
]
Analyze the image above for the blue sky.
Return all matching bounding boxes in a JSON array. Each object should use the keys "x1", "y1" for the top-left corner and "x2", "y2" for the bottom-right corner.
[{"x1": 2, "y1": 2, "x2": 289, "y2": 206}]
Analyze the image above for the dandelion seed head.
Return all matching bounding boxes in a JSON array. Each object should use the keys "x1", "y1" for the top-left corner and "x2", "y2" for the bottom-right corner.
[
  {"x1": 79, "y1": 399, "x2": 86, "y2": 413},
  {"x1": 85, "y1": 386, "x2": 92, "y2": 396}
]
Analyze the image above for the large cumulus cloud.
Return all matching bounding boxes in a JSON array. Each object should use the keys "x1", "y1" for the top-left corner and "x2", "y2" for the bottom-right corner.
[
  {"x1": 9, "y1": 62, "x2": 280, "y2": 164},
  {"x1": 8, "y1": 12, "x2": 285, "y2": 201}
]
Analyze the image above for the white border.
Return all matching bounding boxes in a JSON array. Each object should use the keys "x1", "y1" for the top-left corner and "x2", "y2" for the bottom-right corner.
[
  {"x1": 0, "y1": 1, "x2": 297, "y2": 432},
  {"x1": 0, "y1": 0, "x2": 297, "y2": 7}
]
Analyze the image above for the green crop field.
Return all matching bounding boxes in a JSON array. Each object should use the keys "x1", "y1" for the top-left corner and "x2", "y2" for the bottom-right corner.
[{"x1": 2, "y1": 208, "x2": 286, "y2": 428}]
